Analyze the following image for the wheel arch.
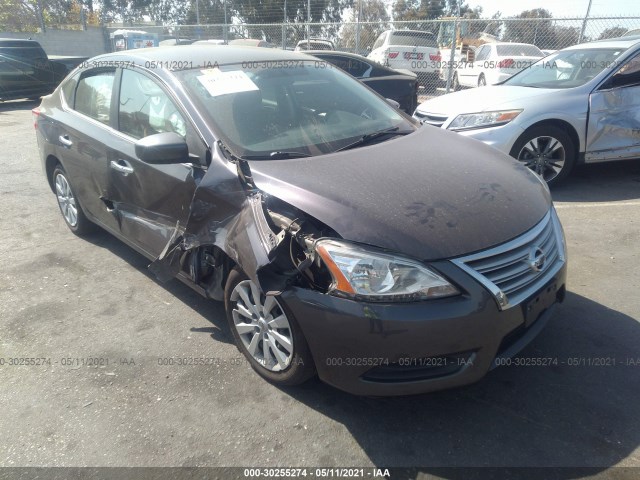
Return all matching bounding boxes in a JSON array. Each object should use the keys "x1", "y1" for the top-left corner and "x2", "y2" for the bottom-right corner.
[
  {"x1": 45, "y1": 154, "x2": 61, "y2": 193},
  {"x1": 518, "y1": 119, "x2": 581, "y2": 159}
]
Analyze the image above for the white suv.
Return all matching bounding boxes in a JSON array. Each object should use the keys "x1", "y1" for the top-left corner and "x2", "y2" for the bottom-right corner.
[{"x1": 368, "y1": 29, "x2": 441, "y2": 89}]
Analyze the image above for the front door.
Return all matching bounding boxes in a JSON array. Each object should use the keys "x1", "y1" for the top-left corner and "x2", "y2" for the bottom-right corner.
[
  {"x1": 586, "y1": 51, "x2": 640, "y2": 162},
  {"x1": 105, "y1": 67, "x2": 207, "y2": 258}
]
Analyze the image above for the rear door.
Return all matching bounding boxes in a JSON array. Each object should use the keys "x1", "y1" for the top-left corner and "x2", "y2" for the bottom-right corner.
[
  {"x1": 55, "y1": 67, "x2": 122, "y2": 233},
  {"x1": 460, "y1": 44, "x2": 489, "y2": 86},
  {"x1": 105, "y1": 67, "x2": 207, "y2": 257},
  {"x1": 586, "y1": 50, "x2": 640, "y2": 162}
]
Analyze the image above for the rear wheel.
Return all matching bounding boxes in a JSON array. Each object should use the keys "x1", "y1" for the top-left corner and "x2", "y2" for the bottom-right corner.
[
  {"x1": 509, "y1": 125, "x2": 576, "y2": 186},
  {"x1": 224, "y1": 268, "x2": 315, "y2": 386},
  {"x1": 52, "y1": 165, "x2": 95, "y2": 235}
]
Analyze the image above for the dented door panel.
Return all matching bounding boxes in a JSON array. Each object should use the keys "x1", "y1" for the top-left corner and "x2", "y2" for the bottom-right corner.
[
  {"x1": 106, "y1": 134, "x2": 203, "y2": 257},
  {"x1": 149, "y1": 153, "x2": 286, "y2": 292},
  {"x1": 586, "y1": 85, "x2": 640, "y2": 162}
]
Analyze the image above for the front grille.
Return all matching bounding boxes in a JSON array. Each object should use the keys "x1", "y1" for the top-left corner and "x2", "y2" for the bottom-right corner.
[
  {"x1": 413, "y1": 111, "x2": 448, "y2": 128},
  {"x1": 452, "y1": 210, "x2": 565, "y2": 310}
]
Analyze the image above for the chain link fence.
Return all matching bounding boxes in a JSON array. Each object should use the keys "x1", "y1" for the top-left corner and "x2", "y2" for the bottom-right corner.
[{"x1": 105, "y1": 16, "x2": 640, "y2": 95}]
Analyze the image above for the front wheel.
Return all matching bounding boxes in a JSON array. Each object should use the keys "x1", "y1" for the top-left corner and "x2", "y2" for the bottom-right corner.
[
  {"x1": 509, "y1": 125, "x2": 576, "y2": 186},
  {"x1": 224, "y1": 268, "x2": 315, "y2": 386}
]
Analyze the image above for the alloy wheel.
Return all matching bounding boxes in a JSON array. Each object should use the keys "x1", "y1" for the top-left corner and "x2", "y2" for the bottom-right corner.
[
  {"x1": 55, "y1": 173, "x2": 78, "y2": 227},
  {"x1": 517, "y1": 135, "x2": 566, "y2": 183},
  {"x1": 230, "y1": 279, "x2": 294, "y2": 372}
]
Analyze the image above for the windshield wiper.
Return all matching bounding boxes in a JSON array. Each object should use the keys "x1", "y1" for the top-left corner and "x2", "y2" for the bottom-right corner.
[
  {"x1": 240, "y1": 151, "x2": 313, "y2": 160},
  {"x1": 218, "y1": 141, "x2": 312, "y2": 162},
  {"x1": 335, "y1": 126, "x2": 411, "y2": 152}
]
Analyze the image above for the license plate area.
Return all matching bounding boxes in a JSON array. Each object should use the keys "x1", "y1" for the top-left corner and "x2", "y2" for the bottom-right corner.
[{"x1": 522, "y1": 280, "x2": 558, "y2": 327}]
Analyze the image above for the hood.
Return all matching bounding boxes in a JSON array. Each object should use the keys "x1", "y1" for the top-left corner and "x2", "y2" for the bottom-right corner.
[
  {"x1": 416, "y1": 85, "x2": 557, "y2": 116},
  {"x1": 250, "y1": 126, "x2": 551, "y2": 261}
]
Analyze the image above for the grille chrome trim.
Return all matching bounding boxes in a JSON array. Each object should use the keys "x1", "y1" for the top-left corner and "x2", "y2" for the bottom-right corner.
[
  {"x1": 451, "y1": 209, "x2": 566, "y2": 310},
  {"x1": 413, "y1": 111, "x2": 448, "y2": 127}
]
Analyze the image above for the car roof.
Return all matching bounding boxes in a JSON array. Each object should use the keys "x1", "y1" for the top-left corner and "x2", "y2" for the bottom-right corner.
[
  {"x1": 491, "y1": 42, "x2": 540, "y2": 47},
  {"x1": 389, "y1": 29, "x2": 434, "y2": 35},
  {"x1": 0, "y1": 38, "x2": 41, "y2": 46},
  {"x1": 90, "y1": 45, "x2": 313, "y2": 68},
  {"x1": 306, "y1": 50, "x2": 368, "y2": 60},
  {"x1": 565, "y1": 36, "x2": 640, "y2": 51}
]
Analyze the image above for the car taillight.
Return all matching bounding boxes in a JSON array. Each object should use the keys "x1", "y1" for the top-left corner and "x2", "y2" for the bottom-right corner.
[
  {"x1": 32, "y1": 107, "x2": 40, "y2": 129},
  {"x1": 388, "y1": 51, "x2": 399, "y2": 59},
  {"x1": 498, "y1": 58, "x2": 515, "y2": 69},
  {"x1": 430, "y1": 51, "x2": 442, "y2": 62}
]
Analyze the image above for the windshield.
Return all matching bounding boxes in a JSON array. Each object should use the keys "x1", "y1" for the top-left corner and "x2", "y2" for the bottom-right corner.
[
  {"x1": 496, "y1": 44, "x2": 543, "y2": 57},
  {"x1": 176, "y1": 61, "x2": 413, "y2": 158},
  {"x1": 504, "y1": 47, "x2": 626, "y2": 89}
]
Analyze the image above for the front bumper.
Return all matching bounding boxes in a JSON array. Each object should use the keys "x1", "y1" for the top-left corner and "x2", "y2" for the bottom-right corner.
[
  {"x1": 452, "y1": 123, "x2": 525, "y2": 155},
  {"x1": 280, "y1": 260, "x2": 566, "y2": 396}
]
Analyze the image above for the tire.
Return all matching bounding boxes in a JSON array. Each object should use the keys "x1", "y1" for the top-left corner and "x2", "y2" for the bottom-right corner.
[
  {"x1": 478, "y1": 74, "x2": 486, "y2": 87},
  {"x1": 509, "y1": 125, "x2": 576, "y2": 186},
  {"x1": 52, "y1": 165, "x2": 96, "y2": 235},
  {"x1": 224, "y1": 267, "x2": 315, "y2": 386}
]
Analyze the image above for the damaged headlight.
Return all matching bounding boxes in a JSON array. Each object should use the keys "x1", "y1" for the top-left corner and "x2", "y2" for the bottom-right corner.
[{"x1": 315, "y1": 240, "x2": 460, "y2": 302}]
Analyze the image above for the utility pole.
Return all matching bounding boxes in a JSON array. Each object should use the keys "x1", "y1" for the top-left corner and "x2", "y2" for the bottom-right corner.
[
  {"x1": 355, "y1": 0, "x2": 363, "y2": 55},
  {"x1": 195, "y1": 0, "x2": 200, "y2": 25},
  {"x1": 579, "y1": 0, "x2": 593, "y2": 43},
  {"x1": 224, "y1": 0, "x2": 228, "y2": 43},
  {"x1": 282, "y1": 0, "x2": 287, "y2": 49},
  {"x1": 307, "y1": 0, "x2": 311, "y2": 41}
]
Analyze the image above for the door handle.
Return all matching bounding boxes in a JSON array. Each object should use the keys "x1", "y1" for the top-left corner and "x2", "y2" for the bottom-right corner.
[
  {"x1": 110, "y1": 160, "x2": 134, "y2": 176},
  {"x1": 59, "y1": 135, "x2": 73, "y2": 148}
]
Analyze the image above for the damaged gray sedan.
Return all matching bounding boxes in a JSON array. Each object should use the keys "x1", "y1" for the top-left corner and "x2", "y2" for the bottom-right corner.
[{"x1": 34, "y1": 46, "x2": 567, "y2": 396}]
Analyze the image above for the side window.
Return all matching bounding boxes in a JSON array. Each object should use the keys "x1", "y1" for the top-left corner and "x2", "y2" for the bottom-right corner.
[
  {"x1": 344, "y1": 58, "x2": 370, "y2": 78},
  {"x1": 75, "y1": 69, "x2": 115, "y2": 125},
  {"x1": 118, "y1": 68, "x2": 187, "y2": 140},
  {"x1": 606, "y1": 53, "x2": 640, "y2": 89},
  {"x1": 475, "y1": 46, "x2": 489, "y2": 62},
  {"x1": 61, "y1": 71, "x2": 80, "y2": 106}
]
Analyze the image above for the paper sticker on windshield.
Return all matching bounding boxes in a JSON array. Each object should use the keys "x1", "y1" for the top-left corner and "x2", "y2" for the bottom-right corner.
[{"x1": 197, "y1": 69, "x2": 259, "y2": 97}]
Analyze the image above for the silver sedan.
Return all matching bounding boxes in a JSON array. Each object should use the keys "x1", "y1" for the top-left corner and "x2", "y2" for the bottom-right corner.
[{"x1": 415, "y1": 36, "x2": 640, "y2": 185}]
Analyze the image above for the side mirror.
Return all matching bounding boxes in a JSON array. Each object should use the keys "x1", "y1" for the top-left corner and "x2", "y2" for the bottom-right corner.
[
  {"x1": 385, "y1": 98, "x2": 400, "y2": 109},
  {"x1": 135, "y1": 132, "x2": 188, "y2": 164}
]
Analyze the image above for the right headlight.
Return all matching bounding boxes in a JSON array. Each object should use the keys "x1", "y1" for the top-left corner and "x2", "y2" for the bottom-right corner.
[
  {"x1": 315, "y1": 239, "x2": 460, "y2": 302},
  {"x1": 448, "y1": 109, "x2": 522, "y2": 131}
]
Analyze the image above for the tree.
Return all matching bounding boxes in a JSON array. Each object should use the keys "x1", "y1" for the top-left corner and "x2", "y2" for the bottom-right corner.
[
  {"x1": 549, "y1": 25, "x2": 581, "y2": 49},
  {"x1": 341, "y1": 0, "x2": 389, "y2": 51},
  {"x1": 503, "y1": 8, "x2": 554, "y2": 46},
  {"x1": 598, "y1": 26, "x2": 628, "y2": 40},
  {"x1": 0, "y1": 0, "x2": 40, "y2": 31},
  {"x1": 393, "y1": 0, "x2": 443, "y2": 21}
]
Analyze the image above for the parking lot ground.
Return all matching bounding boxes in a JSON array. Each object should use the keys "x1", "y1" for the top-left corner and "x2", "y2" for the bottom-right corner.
[{"x1": 1, "y1": 99, "x2": 639, "y2": 473}]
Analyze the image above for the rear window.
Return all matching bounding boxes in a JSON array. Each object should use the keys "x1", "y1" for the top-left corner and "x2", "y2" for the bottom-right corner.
[
  {"x1": 496, "y1": 45, "x2": 543, "y2": 57},
  {"x1": 389, "y1": 31, "x2": 436, "y2": 48},
  {"x1": 0, "y1": 46, "x2": 47, "y2": 60}
]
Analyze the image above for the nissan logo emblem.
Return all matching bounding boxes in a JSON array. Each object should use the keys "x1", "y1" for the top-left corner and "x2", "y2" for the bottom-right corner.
[{"x1": 528, "y1": 246, "x2": 546, "y2": 273}]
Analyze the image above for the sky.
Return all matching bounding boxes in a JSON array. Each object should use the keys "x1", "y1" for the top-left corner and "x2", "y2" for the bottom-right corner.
[{"x1": 466, "y1": 0, "x2": 640, "y2": 18}]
